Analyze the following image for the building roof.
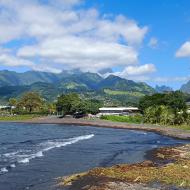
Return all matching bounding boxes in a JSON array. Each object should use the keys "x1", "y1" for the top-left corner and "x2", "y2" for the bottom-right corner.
[
  {"x1": 99, "y1": 107, "x2": 139, "y2": 111},
  {"x1": 0, "y1": 105, "x2": 15, "y2": 109}
]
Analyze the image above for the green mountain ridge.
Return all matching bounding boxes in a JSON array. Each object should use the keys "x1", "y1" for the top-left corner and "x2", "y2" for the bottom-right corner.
[
  {"x1": 0, "y1": 70, "x2": 156, "y2": 106},
  {"x1": 155, "y1": 85, "x2": 173, "y2": 93}
]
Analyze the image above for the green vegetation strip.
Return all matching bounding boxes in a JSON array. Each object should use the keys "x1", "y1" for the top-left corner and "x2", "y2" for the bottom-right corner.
[
  {"x1": 101, "y1": 115, "x2": 143, "y2": 124},
  {"x1": 101, "y1": 115, "x2": 190, "y2": 131},
  {"x1": 104, "y1": 89, "x2": 144, "y2": 97}
]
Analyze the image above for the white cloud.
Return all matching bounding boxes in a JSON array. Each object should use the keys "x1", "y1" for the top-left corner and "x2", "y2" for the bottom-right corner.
[
  {"x1": 119, "y1": 76, "x2": 190, "y2": 84},
  {"x1": 0, "y1": 0, "x2": 150, "y2": 74},
  {"x1": 104, "y1": 64, "x2": 156, "y2": 82},
  {"x1": 148, "y1": 37, "x2": 158, "y2": 48},
  {"x1": 176, "y1": 41, "x2": 190, "y2": 57},
  {"x1": 18, "y1": 36, "x2": 138, "y2": 72},
  {"x1": 120, "y1": 64, "x2": 156, "y2": 76},
  {"x1": 0, "y1": 53, "x2": 34, "y2": 67},
  {"x1": 31, "y1": 64, "x2": 62, "y2": 73},
  {"x1": 0, "y1": 1, "x2": 148, "y2": 44},
  {"x1": 49, "y1": 0, "x2": 83, "y2": 8},
  {"x1": 153, "y1": 76, "x2": 190, "y2": 83}
]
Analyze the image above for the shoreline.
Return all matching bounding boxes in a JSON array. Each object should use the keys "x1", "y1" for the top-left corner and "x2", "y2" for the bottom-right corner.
[
  {"x1": 7, "y1": 116, "x2": 190, "y2": 140},
  {"x1": 1, "y1": 117, "x2": 190, "y2": 190},
  {"x1": 60, "y1": 144, "x2": 190, "y2": 190}
]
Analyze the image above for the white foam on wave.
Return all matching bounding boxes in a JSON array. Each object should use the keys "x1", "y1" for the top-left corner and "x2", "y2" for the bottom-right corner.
[
  {"x1": 3, "y1": 151, "x2": 19, "y2": 157},
  {"x1": 10, "y1": 164, "x2": 16, "y2": 168},
  {"x1": 0, "y1": 134, "x2": 94, "y2": 172},
  {"x1": 16, "y1": 134, "x2": 94, "y2": 165},
  {"x1": 18, "y1": 158, "x2": 30, "y2": 164},
  {"x1": 18, "y1": 151, "x2": 44, "y2": 163},
  {"x1": 0, "y1": 167, "x2": 8, "y2": 174},
  {"x1": 41, "y1": 134, "x2": 94, "y2": 152}
]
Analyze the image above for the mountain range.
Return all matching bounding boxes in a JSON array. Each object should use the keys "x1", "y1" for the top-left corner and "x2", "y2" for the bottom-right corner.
[
  {"x1": 0, "y1": 70, "x2": 181, "y2": 106},
  {"x1": 180, "y1": 81, "x2": 190, "y2": 94},
  {"x1": 155, "y1": 85, "x2": 173, "y2": 93}
]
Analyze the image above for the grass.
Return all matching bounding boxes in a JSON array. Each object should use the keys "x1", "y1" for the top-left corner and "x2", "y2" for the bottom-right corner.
[
  {"x1": 0, "y1": 114, "x2": 42, "y2": 121},
  {"x1": 101, "y1": 115, "x2": 190, "y2": 131},
  {"x1": 104, "y1": 89, "x2": 144, "y2": 97},
  {"x1": 167, "y1": 124, "x2": 190, "y2": 131},
  {"x1": 101, "y1": 115, "x2": 143, "y2": 124}
]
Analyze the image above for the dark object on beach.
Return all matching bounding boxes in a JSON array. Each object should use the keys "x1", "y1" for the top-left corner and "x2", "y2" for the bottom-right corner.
[
  {"x1": 58, "y1": 115, "x2": 73, "y2": 119},
  {"x1": 73, "y1": 112, "x2": 86, "y2": 119}
]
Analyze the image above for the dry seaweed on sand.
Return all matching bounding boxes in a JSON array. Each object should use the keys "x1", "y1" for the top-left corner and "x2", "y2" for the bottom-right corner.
[{"x1": 59, "y1": 144, "x2": 190, "y2": 190}]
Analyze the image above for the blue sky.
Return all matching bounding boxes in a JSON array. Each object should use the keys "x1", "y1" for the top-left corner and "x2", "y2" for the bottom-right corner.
[
  {"x1": 86, "y1": 0, "x2": 190, "y2": 89},
  {"x1": 0, "y1": 0, "x2": 190, "y2": 89}
]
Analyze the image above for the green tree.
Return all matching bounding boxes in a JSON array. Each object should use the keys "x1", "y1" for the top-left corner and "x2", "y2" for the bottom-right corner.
[
  {"x1": 20, "y1": 92, "x2": 43, "y2": 113},
  {"x1": 166, "y1": 91, "x2": 186, "y2": 110},
  {"x1": 8, "y1": 98, "x2": 17, "y2": 115},
  {"x1": 139, "y1": 93, "x2": 166, "y2": 113},
  {"x1": 139, "y1": 91, "x2": 187, "y2": 125},
  {"x1": 56, "y1": 93, "x2": 103, "y2": 115},
  {"x1": 47, "y1": 103, "x2": 56, "y2": 115},
  {"x1": 56, "y1": 93, "x2": 81, "y2": 115},
  {"x1": 83, "y1": 100, "x2": 103, "y2": 114},
  {"x1": 139, "y1": 91, "x2": 186, "y2": 113}
]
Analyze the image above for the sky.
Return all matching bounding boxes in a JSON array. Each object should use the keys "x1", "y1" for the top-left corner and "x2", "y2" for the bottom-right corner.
[{"x1": 0, "y1": 0, "x2": 190, "y2": 89}]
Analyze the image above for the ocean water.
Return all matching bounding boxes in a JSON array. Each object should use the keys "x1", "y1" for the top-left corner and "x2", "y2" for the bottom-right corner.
[{"x1": 0, "y1": 123, "x2": 188, "y2": 190}]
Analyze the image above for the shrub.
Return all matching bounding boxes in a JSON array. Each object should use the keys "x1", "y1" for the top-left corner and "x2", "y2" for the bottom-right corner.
[{"x1": 144, "y1": 105, "x2": 176, "y2": 125}]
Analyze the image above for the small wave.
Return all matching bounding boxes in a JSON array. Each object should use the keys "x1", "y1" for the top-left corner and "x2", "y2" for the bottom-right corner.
[
  {"x1": 18, "y1": 151, "x2": 44, "y2": 163},
  {"x1": 0, "y1": 134, "x2": 94, "y2": 173},
  {"x1": 3, "y1": 151, "x2": 20, "y2": 157},
  {"x1": 40, "y1": 134, "x2": 94, "y2": 152},
  {"x1": 19, "y1": 134, "x2": 94, "y2": 163},
  {"x1": 0, "y1": 163, "x2": 16, "y2": 174},
  {"x1": 18, "y1": 158, "x2": 30, "y2": 164}
]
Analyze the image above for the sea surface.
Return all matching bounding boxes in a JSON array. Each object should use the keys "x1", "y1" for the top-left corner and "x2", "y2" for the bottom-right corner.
[{"x1": 0, "y1": 123, "x2": 188, "y2": 190}]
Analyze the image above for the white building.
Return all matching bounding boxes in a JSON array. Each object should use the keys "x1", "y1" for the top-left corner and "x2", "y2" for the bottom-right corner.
[
  {"x1": 0, "y1": 105, "x2": 15, "y2": 109},
  {"x1": 98, "y1": 107, "x2": 139, "y2": 116}
]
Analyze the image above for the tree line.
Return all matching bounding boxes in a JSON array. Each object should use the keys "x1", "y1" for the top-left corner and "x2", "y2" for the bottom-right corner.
[
  {"x1": 6, "y1": 90, "x2": 190, "y2": 126},
  {"x1": 139, "y1": 91, "x2": 190, "y2": 125},
  {"x1": 8, "y1": 92, "x2": 102, "y2": 115}
]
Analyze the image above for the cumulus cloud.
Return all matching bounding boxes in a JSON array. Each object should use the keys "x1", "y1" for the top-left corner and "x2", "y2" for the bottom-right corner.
[
  {"x1": 120, "y1": 64, "x2": 156, "y2": 76},
  {"x1": 31, "y1": 64, "x2": 62, "y2": 73},
  {"x1": 0, "y1": 0, "x2": 153, "y2": 75},
  {"x1": 176, "y1": 41, "x2": 190, "y2": 57},
  {"x1": 0, "y1": 53, "x2": 34, "y2": 67},
  {"x1": 108, "y1": 64, "x2": 156, "y2": 82},
  {"x1": 17, "y1": 36, "x2": 138, "y2": 72}
]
